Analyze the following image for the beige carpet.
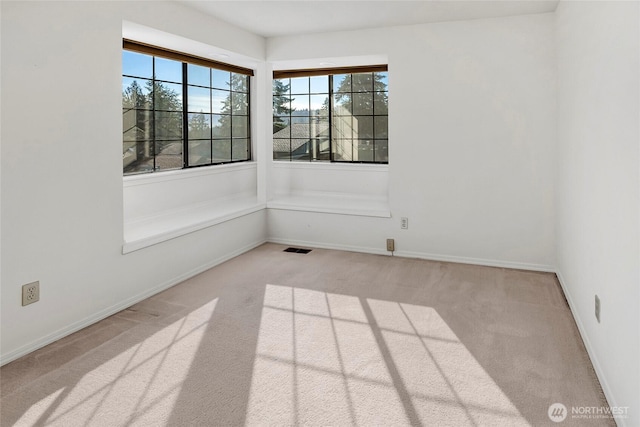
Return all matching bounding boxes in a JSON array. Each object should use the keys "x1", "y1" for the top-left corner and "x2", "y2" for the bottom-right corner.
[{"x1": 1, "y1": 244, "x2": 612, "y2": 426}]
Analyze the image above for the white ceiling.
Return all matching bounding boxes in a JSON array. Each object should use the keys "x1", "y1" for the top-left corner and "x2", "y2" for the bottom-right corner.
[{"x1": 179, "y1": 1, "x2": 560, "y2": 38}]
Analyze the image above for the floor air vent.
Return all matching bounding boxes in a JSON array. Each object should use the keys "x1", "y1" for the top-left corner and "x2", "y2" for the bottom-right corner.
[{"x1": 284, "y1": 247, "x2": 312, "y2": 254}]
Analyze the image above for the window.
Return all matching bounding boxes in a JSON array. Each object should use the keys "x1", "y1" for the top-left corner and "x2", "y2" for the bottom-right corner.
[
  {"x1": 122, "y1": 40, "x2": 252, "y2": 175},
  {"x1": 273, "y1": 66, "x2": 388, "y2": 163}
]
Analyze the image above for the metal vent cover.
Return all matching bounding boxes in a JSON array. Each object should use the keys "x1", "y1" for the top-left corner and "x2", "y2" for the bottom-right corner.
[{"x1": 283, "y1": 247, "x2": 312, "y2": 254}]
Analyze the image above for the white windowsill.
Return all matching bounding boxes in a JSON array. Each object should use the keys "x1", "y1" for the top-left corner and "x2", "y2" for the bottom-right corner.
[
  {"x1": 267, "y1": 192, "x2": 391, "y2": 218},
  {"x1": 271, "y1": 161, "x2": 389, "y2": 173},
  {"x1": 123, "y1": 162, "x2": 257, "y2": 187},
  {"x1": 123, "y1": 196, "x2": 265, "y2": 254}
]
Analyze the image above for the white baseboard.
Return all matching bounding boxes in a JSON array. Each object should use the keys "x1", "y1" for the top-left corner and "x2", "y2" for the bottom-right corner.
[
  {"x1": 268, "y1": 238, "x2": 555, "y2": 272},
  {"x1": 555, "y1": 270, "x2": 624, "y2": 427},
  {"x1": 395, "y1": 249, "x2": 555, "y2": 272},
  {"x1": 0, "y1": 239, "x2": 267, "y2": 366}
]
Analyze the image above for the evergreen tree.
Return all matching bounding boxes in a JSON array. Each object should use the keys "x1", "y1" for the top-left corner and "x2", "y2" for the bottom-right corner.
[
  {"x1": 122, "y1": 80, "x2": 149, "y2": 141},
  {"x1": 122, "y1": 79, "x2": 184, "y2": 172},
  {"x1": 147, "y1": 80, "x2": 182, "y2": 141},
  {"x1": 334, "y1": 72, "x2": 388, "y2": 115},
  {"x1": 122, "y1": 80, "x2": 148, "y2": 109},
  {"x1": 272, "y1": 79, "x2": 294, "y2": 133},
  {"x1": 188, "y1": 113, "x2": 210, "y2": 139},
  {"x1": 215, "y1": 74, "x2": 249, "y2": 160}
]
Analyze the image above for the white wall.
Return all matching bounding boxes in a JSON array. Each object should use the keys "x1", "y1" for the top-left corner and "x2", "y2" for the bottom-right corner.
[
  {"x1": 267, "y1": 13, "x2": 557, "y2": 271},
  {"x1": 556, "y1": 2, "x2": 640, "y2": 425},
  {"x1": 0, "y1": 1, "x2": 267, "y2": 363}
]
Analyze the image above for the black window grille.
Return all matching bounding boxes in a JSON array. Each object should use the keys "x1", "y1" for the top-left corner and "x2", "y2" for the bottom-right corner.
[
  {"x1": 273, "y1": 65, "x2": 388, "y2": 164},
  {"x1": 122, "y1": 40, "x2": 253, "y2": 175}
]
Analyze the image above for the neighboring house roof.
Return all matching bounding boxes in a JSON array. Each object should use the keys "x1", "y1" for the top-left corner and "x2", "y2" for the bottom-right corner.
[{"x1": 273, "y1": 122, "x2": 330, "y2": 152}]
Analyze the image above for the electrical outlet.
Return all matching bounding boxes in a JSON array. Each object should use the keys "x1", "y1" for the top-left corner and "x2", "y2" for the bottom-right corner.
[
  {"x1": 401, "y1": 217, "x2": 408, "y2": 229},
  {"x1": 386, "y1": 238, "x2": 395, "y2": 252},
  {"x1": 22, "y1": 281, "x2": 40, "y2": 306},
  {"x1": 595, "y1": 295, "x2": 600, "y2": 323}
]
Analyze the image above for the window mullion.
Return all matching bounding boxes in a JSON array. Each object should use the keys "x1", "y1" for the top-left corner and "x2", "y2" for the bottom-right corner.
[
  {"x1": 210, "y1": 69, "x2": 213, "y2": 165},
  {"x1": 182, "y1": 62, "x2": 189, "y2": 167},
  {"x1": 329, "y1": 75, "x2": 334, "y2": 162},
  {"x1": 372, "y1": 74, "x2": 376, "y2": 162},
  {"x1": 152, "y1": 58, "x2": 157, "y2": 171}
]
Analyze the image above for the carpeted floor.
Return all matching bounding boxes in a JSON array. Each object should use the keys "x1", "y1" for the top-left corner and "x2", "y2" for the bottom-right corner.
[{"x1": 1, "y1": 243, "x2": 612, "y2": 426}]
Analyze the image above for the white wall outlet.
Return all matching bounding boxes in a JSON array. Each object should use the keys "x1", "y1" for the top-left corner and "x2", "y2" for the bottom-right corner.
[
  {"x1": 595, "y1": 294, "x2": 600, "y2": 323},
  {"x1": 22, "y1": 281, "x2": 40, "y2": 306},
  {"x1": 401, "y1": 217, "x2": 408, "y2": 229}
]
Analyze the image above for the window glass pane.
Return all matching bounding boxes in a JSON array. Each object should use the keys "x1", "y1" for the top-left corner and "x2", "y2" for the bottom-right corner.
[
  {"x1": 291, "y1": 139, "x2": 310, "y2": 161},
  {"x1": 232, "y1": 92, "x2": 248, "y2": 115},
  {"x1": 212, "y1": 69, "x2": 230, "y2": 90},
  {"x1": 232, "y1": 116, "x2": 249, "y2": 138},
  {"x1": 352, "y1": 93, "x2": 373, "y2": 115},
  {"x1": 188, "y1": 64, "x2": 210, "y2": 87},
  {"x1": 154, "y1": 57, "x2": 182, "y2": 83},
  {"x1": 310, "y1": 94, "x2": 329, "y2": 116},
  {"x1": 273, "y1": 96, "x2": 291, "y2": 117},
  {"x1": 155, "y1": 140, "x2": 183, "y2": 170},
  {"x1": 291, "y1": 116, "x2": 310, "y2": 137},
  {"x1": 312, "y1": 118, "x2": 330, "y2": 138},
  {"x1": 273, "y1": 117, "x2": 291, "y2": 136},
  {"x1": 188, "y1": 140, "x2": 211, "y2": 166},
  {"x1": 354, "y1": 116, "x2": 373, "y2": 139},
  {"x1": 123, "y1": 140, "x2": 154, "y2": 175},
  {"x1": 212, "y1": 114, "x2": 230, "y2": 137},
  {"x1": 332, "y1": 93, "x2": 351, "y2": 114},
  {"x1": 374, "y1": 92, "x2": 388, "y2": 114},
  {"x1": 313, "y1": 138, "x2": 331, "y2": 161},
  {"x1": 332, "y1": 115, "x2": 353, "y2": 139},
  {"x1": 352, "y1": 73, "x2": 373, "y2": 92},
  {"x1": 212, "y1": 139, "x2": 231, "y2": 162},
  {"x1": 123, "y1": 109, "x2": 152, "y2": 141},
  {"x1": 273, "y1": 139, "x2": 291, "y2": 159},
  {"x1": 273, "y1": 78, "x2": 290, "y2": 96},
  {"x1": 155, "y1": 111, "x2": 183, "y2": 140},
  {"x1": 188, "y1": 113, "x2": 211, "y2": 139},
  {"x1": 310, "y1": 75, "x2": 328, "y2": 93},
  {"x1": 356, "y1": 140, "x2": 374, "y2": 162},
  {"x1": 374, "y1": 116, "x2": 388, "y2": 139},
  {"x1": 333, "y1": 139, "x2": 353, "y2": 161},
  {"x1": 122, "y1": 77, "x2": 151, "y2": 109},
  {"x1": 291, "y1": 94, "x2": 309, "y2": 113},
  {"x1": 231, "y1": 73, "x2": 248, "y2": 92},
  {"x1": 333, "y1": 74, "x2": 351, "y2": 93},
  {"x1": 154, "y1": 82, "x2": 183, "y2": 111},
  {"x1": 290, "y1": 77, "x2": 309, "y2": 94},
  {"x1": 232, "y1": 139, "x2": 249, "y2": 161},
  {"x1": 212, "y1": 89, "x2": 229, "y2": 113},
  {"x1": 374, "y1": 139, "x2": 388, "y2": 162},
  {"x1": 374, "y1": 71, "x2": 388, "y2": 91},
  {"x1": 188, "y1": 86, "x2": 211, "y2": 113},
  {"x1": 122, "y1": 51, "x2": 152, "y2": 78}
]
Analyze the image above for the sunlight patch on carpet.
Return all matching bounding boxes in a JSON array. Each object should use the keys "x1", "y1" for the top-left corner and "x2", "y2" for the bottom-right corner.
[
  {"x1": 21, "y1": 299, "x2": 218, "y2": 426},
  {"x1": 246, "y1": 285, "x2": 530, "y2": 426}
]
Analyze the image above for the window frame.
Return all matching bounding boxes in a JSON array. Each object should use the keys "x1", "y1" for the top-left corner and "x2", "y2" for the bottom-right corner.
[
  {"x1": 273, "y1": 65, "x2": 389, "y2": 164},
  {"x1": 122, "y1": 40, "x2": 254, "y2": 176}
]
